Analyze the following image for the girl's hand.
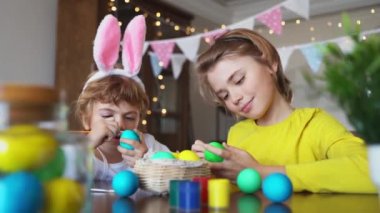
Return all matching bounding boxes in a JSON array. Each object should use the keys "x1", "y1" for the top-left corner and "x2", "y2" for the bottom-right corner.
[
  {"x1": 191, "y1": 139, "x2": 207, "y2": 159},
  {"x1": 205, "y1": 143, "x2": 261, "y2": 181},
  {"x1": 205, "y1": 143, "x2": 285, "y2": 181},
  {"x1": 88, "y1": 118, "x2": 119, "y2": 148},
  {"x1": 117, "y1": 130, "x2": 148, "y2": 167}
]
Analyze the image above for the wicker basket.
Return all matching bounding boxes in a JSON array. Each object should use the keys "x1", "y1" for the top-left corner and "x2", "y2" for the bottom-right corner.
[{"x1": 134, "y1": 158, "x2": 211, "y2": 194}]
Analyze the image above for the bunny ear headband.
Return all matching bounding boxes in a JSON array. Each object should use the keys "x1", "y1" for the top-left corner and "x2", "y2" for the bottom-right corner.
[{"x1": 83, "y1": 14, "x2": 146, "y2": 91}]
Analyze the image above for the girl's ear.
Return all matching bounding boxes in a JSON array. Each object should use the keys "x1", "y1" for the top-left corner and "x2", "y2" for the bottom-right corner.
[
  {"x1": 122, "y1": 15, "x2": 146, "y2": 75},
  {"x1": 270, "y1": 61, "x2": 279, "y2": 74},
  {"x1": 81, "y1": 115, "x2": 91, "y2": 130},
  {"x1": 93, "y1": 14, "x2": 121, "y2": 71}
]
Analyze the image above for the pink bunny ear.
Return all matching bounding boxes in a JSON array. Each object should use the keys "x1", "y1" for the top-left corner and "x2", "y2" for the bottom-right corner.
[
  {"x1": 93, "y1": 14, "x2": 121, "y2": 71},
  {"x1": 122, "y1": 15, "x2": 146, "y2": 75}
]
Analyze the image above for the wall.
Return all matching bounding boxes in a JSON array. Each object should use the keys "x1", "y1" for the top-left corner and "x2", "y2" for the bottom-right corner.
[
  {"x1": 190, "y1": 5, "x2": 380, "y2": 142},
  {"x1": 0, "y1": 0, "x2": 58, "y2": 87}
]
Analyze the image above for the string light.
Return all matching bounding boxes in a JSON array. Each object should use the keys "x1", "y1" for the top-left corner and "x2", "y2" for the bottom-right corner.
[
  {"x1": 158, "y1": 75, "x2": 164, "y2": 80},
  {"x1": 310, "y1": 26, "x2": 314, "y2": 32},
  {"x1": 158, "y1": 61, "x2": 164, "y2": 67},
  {"x1": 111, "y1": 6, "x2": 117, "y2": 11},
  {"x1": 152, "y1": 97, "x2": 158, "y2": 102},
  {"x1": 124, "y1": 0, "x2": 130, "y2": 3},
  {"x1": 156, "y1": 12, "x2": 161, "y2": 17},
  {"x1": 142, "y1": 119, "x2": 147, "y2": 125},
  {"x1": 269, "y1": 29, "x2": 274, "y2": 34},
  {"x1": 327, "y1": 21, "x2": 332, "y2": 27},
  {"x1": 281, "y1": 21, "x2": 286, "y2": 26},
  {"x1": 155, "y1": 21, "x2": 161, "y2": 26},
  {"x1": 356, "y1": 20, "x2": 361, "y2": 25},
  {"x1": 118, "y1": 21, "x2": 122, "y2": 26},
  {"x1": 338, "y1": 22, "x2": 342, "y2": 28},
  {"x1": 134, "y1": 7, "x2": 140, "y2": 12},
  {"x1": 160, "y1": 84, "x2": 166, "y2": 90},
  {"x1": 371, "y1": 8, "x2": 375, "y2": 14},
  {"x1": 310, "y1": 37, "x2": 316, "y2": 42},
  {"x1": 147, "y1": 110, "x2": 152, "y2": 115},
  {"x1": 296, "y1": 19, "x2": 301, "y2": 24},
  {"x1": 161, "y1": 108, "x2": 167, "y2": 115},
  {"x1": 362, "y1": 35, "x2": 367, "y2": 40},
  {"x1": 221, "y1": 24, "x2": 226, "y2": 29}
]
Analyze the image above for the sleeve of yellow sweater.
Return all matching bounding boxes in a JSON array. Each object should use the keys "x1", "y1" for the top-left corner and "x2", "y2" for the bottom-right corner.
[{"x1": 286, "y1": 110, "x2": 376, "y2": 193}]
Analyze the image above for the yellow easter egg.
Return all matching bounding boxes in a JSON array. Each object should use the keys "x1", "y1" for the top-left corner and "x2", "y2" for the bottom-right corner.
[
  {"x1": 0, "y1": 125, "x2": 58, "y2": 172},
  {"x1": 44, "y1": 178, "x2": 85, "y2": 213},
  {"x1": 178, "y1": 150, "x2": 200, "y2": 161},
  {"x1": 172, "y1": 151, "x2": 179, "y2": 159}
]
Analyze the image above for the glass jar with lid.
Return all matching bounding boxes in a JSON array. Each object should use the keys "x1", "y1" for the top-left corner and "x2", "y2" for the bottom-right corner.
[{"x1": 0, "y1": 84, "x2": 92, "y2": 212}]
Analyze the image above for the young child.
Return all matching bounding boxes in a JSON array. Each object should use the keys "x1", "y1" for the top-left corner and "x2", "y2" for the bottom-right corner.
[
  {"x1": 76, "y1": 15, "x2": 169, "y2": 181},
  {"x1": 192, "y1": 29, "x2": 376, "y2": 193}
]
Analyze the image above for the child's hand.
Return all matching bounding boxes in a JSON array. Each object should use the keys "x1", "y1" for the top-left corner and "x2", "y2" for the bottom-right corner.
[
  {"x1": 204, "y1": 143, "x2": 262, "y2": 181},
  {"x1": 191, "y1": 140, "x2": 207, "y2": 159},
  {"x1": 88, "y1": 118, "x2": 120, "y2": 148},
  {"x1": 117, "y1": 130, "x2": 148, "y2": 167}
]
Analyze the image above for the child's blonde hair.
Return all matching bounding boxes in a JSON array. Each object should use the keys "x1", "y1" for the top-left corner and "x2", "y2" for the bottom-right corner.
[
  {"x1": 196, "y1": 29, "x2": 292, "y2": 107},
  {"x1": 76, "y1": 74, "x2": 149, "y2": 125}
]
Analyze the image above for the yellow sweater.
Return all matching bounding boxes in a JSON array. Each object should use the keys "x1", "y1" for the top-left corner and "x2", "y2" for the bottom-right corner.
[{"x1": 227, "y1": 108, "x2": 376, "y2": 193}]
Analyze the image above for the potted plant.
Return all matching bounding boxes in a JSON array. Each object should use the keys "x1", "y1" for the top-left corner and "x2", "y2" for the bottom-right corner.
[{"x1": 321, "y1": 14, "x2": 380, "y2": 192}]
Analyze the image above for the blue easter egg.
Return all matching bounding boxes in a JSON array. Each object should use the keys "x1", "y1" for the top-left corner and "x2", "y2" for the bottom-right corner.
[
  {"x1": 120, "y1": 130, "x2": 140, "y2": 150},
  {"x1": 262, "y1": 173, "x2": 293, "y2": 203},
  {"x1": 0, "y1": 172, "x2": 43, "y2": 213},
  {"x1": 112, "y1": 170, "x2": 139, "y2": 197}
]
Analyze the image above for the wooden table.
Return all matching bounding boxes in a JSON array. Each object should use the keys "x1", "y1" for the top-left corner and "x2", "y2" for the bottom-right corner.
[{"x1": 90, "y1": 189, "x2": 380, "y2": 213}]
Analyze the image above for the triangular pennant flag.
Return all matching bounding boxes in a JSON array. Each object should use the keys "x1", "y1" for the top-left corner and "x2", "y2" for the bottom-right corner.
[
  {"x1": 277, "y1": 47, "x2": 294, "y2": 71},
  {"x1": 282, "y1": 0, "x2": 310, "y2": 19},
  {"x1": 143, "y1": 42, "x2": 149, "y2": 55},
  {"x1": 148, "y1": 52, "x2": 163, "y2": 76},
  {"x1": 336, "y1": 37, "x2": 355, "y2": 53},
  {"x1": 228, "y1": 17, "x2": 255, "y2": 30},
  {"x1": 257, "y1": 7, "x2": 283, "y2": 35},
  {"x1": 203, "y1": 29, "x2": 228, "y2": 45},
  {"x1": 176, "y1": 35, "x2": 201, "y2": 62},
  {"x1": 171, "y1": 54, "x2": 187, "y2": 79},
  {"x1": 150, "y1": 41, "x2": 176, "y2": 69},
  {"x1": 300, "y1": 45, "x2": 325, "y2": 73}
]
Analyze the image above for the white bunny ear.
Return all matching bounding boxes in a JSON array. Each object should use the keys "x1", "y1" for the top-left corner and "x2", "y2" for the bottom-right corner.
[
  {"x1": 122, "y1": 15, "x2": 146, "y2": 75},
  {"x1": 93, "y1": 14, "x2": 121, "y2": 71}
]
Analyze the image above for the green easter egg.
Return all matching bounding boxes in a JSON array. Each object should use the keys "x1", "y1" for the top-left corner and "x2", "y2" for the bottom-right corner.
[
  {"x1": 33, "y1": 147, "x2": 65, "y2": 181},
  {"x1": 204, "y1": 142, "x2": 224, "y2": 162},
  {"x1": 151, "y1": 151, "x2": 176, "y2": 160},
  {"x1": 237, "y1": 168, "x2": 261, "y2": 194}
]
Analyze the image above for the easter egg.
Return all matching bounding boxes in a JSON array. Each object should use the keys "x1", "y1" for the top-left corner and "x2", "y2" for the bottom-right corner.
[
  {"x1": 44, "y1": 178, "x2": 85, "y2": 213},
  {"x1": 262, "y1": 173, "x2": 293, "y2": 203},
  {"x1": 172, "y1": 152, "x2": 179, "y2": 158},
  {"x1": 120, "y1": 130, "x2": 140, "y2": 150},
  {"x1": 0, "y1": 127, "x2": 58, "y2": 172},
  {"x1": 178, "y1": 150, "x2": 200, "y2": 161},
  {"x1": 33, "y1": 147, "x2": 65, "y2": 181},
  {"x1": 151, "y1": 151, "x2": 176, "y2": 160},
  {"x1": 204, "y1": 142, "x2": 224, "y2": 162},
  {"x1": 112, "y1": 198, "x2": 135, "y2": 213},
  {"x1": 237, "y1": 168, "x2": 261, "y2": 193},
  {"x1": 112, "y1": 171, "x2": 139, "y2": 197},
  {"x1": 0, "y1": 172, "x2": 44, "y2": 213}
]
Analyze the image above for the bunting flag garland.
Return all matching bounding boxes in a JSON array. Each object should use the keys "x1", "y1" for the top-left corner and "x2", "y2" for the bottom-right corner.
[
  {"x1": 257, "y1": 7, "x2": 283, "y2": 35},
  {"x1": 300, "y1": 45, "x2": 326, "y2": 73},
  {"x1": 282, "y1": 0, "x2": 310, "y2": 19},
  {"x1": 277, "y1": 47, "x2": 295, "y2": 71},
  {"x1": 148, "y1": 52, "x2": 163, "y2": 76},
  {"x1": 143, "y1": 43, "x2": 149, "y2": 55},
  {"x1": 203, "y1": 29, "x2": 228, "y2": 44},
  {"x1": 176, "y1": 35, "x2": 202, "y2": 62},
  {"x1": 171, "y1": 54, "x2": 187, "y2": 79},
  {"x1": 150, "y1": 41, "x2": 176, "y2": 69},
  {"x1": 228, "y1": 17, "x2": 255, "y2": 30}
]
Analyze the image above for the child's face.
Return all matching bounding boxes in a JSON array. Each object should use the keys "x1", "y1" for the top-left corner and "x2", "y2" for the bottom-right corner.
[
  {"x1": 89, "y1": 101, "x2": 141, "y2": 133},
  {"x1": 207, "y1": 55, "x2": 278, "y2": 119}
]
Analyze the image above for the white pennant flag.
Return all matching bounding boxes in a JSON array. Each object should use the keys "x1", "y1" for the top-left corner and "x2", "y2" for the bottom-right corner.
[
  {"x1": 282, "y1": 0, "x2": 310, "y2": 19},
  {"x1": 143, "y1": 42, "x2": 149, "y2": 55},
  {"x1": 277, "y1": 47, "x2": 294, "y2": 71},
  {"x1": 336, "y1": 37, "x2": 355, "y2": 53},
  {"x1": 176, "y1": 35, "x2": 201, "y2": 62},
  {"x1": 228, "y1": 17, "x2": 255, "y2": 30},
  {"x1": 171, "y1": 54, "x2": 187, "y2": 79}
]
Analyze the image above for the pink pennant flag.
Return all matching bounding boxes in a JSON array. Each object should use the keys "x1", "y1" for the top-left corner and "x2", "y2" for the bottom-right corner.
[
  {"x1": 257, "y1": 7, "x2": 283, "y2": 35},
  {"x1": 150, "y1": 41, "x2": 176, "y2": 69},
  {"x1": 203, "y1": 29, "x2": 228, "y2": 45}
]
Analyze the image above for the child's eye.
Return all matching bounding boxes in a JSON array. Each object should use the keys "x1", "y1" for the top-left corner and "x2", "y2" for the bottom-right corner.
[
  {"x1": 125, "y1": 116, "x2": 137, "y2": 121},
  {"x1": 222, "y1": 94, "x2": 229, "y2": 101},
  {"x1": 101, "y1": 114, "x2": 113, "y2": 118},
  {"x1": 236, "y1": 76, "x2": 245, "y2": 85}
]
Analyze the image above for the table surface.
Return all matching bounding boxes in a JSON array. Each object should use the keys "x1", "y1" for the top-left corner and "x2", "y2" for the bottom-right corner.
[{"x1": 90, "y1": 189, "x2": 380, "y2": 213}]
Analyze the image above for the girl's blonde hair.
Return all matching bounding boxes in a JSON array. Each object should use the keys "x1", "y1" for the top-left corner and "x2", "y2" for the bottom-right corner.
[
  {"x1": 196, "y1": 29, "x2": 292, "y2": 107},
  {"x1": 76, "y1": 74, "x2": 149, "y2": 125}
]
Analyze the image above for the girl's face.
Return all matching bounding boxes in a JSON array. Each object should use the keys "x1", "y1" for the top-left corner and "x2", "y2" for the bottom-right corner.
[
  {"x1": 89, "y1": 101, "x2": 140, "y2": 132},
  {"x1": 207, "y1": 55, "x2": 278, "y2": 120}
]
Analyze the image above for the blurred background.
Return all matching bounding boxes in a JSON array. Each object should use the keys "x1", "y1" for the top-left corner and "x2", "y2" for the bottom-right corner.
[{"x1": 1, "y1": 0, "x2": 379, "y2": 151}]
